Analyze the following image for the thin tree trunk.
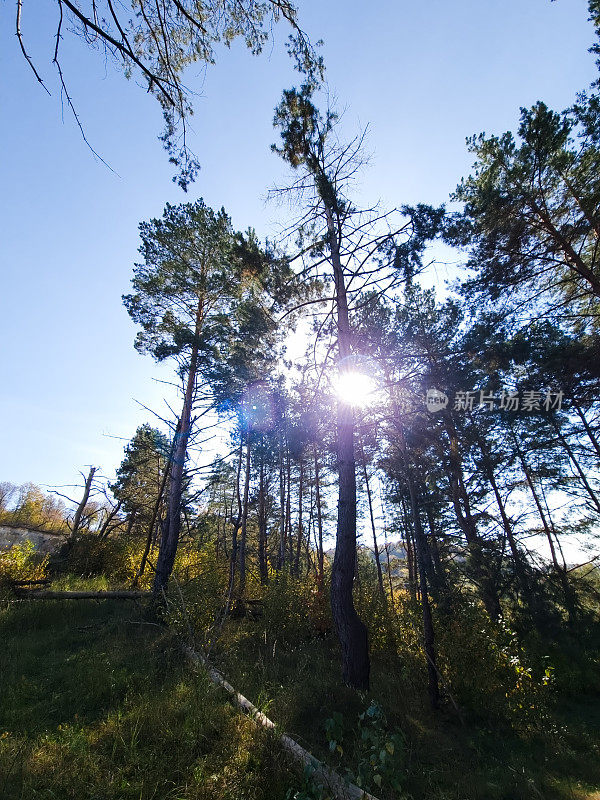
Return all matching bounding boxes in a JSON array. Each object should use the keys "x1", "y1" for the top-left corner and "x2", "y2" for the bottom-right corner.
[
  {"x1": 314, "y1": 445, "x2": 325, "y2": 587},
  {"x1": 286, "y1": 447, "x2": 293, "y2": 566},
  {"x1": 550, "y1": 416, "x2": 600, "y2": 514},
  {"x1": 124, "y1": 511, "x2": 136, "y2": 537},
  {"x1": 384, "y1": 542, "x2": 395, "y2": 604},
  {"x1": 572, "y1": 399, "x2": 600, "y2": 461},
  {"x1": 225, "y1": 436, "x2": 244, "y2": 615},
  {"x1": 471, "y1": 423, "x2": 535, "y2": 611},
  {"x1": 405, "y1": 461, "x2": 439, "y2": 708},
  {"x1": 294, "y1": 455, "x2": 304, "y2": 577},
  {"x1": 98, "y1": 500, "x2": 122, "y2": 540},
  {"x1": 135, "y1": 432, "x2": 176, "y2": 585},
  {"x1": 442, "y1": 416, "x2": 501, "y2": 619},
  {"x1": 258, "y1": 448, "x2": 268, "y2": 585},
  {"x1": 359, "y1": 442, "x2": 385, "y2": 596},
  {"x1": 422, "y1": 488, "x2": 449, "y2": 603},
  {"x1": 511, "y1": 430, "x2": 576, "y2": 618},
  {"x1": 238, "y1": 431, "x2": 252, "y2": 602},
  {"x1": 278, "y1": 422, "x2": 286, "y2": 569},
  {"x1": 399, "y1": 495, "x2": 417, "y2": 601}
]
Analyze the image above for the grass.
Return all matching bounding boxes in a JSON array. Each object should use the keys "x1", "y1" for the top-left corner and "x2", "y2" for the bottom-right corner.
[
  {"x1": 2, "y1": 585, "x2": 600, "y2": 800},
  {"x1": 210, "y1": 614, "x2": 600, "y2": 800},
  {"x1": 0, "y1": 599, "x2": 305, "y2": 800}
]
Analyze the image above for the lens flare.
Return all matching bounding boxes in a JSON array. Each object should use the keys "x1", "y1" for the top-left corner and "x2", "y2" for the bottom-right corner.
[{"x1": 335, "y1": 371, "x2": 377, "y2": 407}]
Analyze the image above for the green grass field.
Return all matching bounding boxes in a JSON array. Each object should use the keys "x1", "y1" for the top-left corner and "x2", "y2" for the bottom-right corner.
[
  {"x1": 2, "y1": 594, "x2": 600, "y2": 800},
  {"x1": 0, "y1": 599, "x2": 303, "y2": 800}
]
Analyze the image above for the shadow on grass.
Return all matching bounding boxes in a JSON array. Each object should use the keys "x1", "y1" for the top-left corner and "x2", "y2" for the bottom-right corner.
[
  {"x1": 0, "y1": 600, "x2": 304, "y2": 800},
  {"x1": 212, "y1": 617, "x2": 600, "y2": 800}
]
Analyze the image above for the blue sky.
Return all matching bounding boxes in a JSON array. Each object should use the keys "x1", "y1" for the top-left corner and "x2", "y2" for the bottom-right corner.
[{"x1": 0, "y1": 0, "x2": 596, "y2": 495}]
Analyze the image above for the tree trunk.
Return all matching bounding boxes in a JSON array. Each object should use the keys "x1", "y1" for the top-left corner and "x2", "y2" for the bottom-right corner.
[
  {"x1": 238, "y1": 431, "x2": 252, "y2": 601},
  {"x1": 400, "y1": 432, "x2": 439, "y2": 709},
  {"x1": 258, "y1": 448, "x2": 268, "y2": 585},
  {"x1": 400, "y1": 495, "x2": 417, "y2": 602},
  {"x1": 359, "y1": 442, "x2": 385, "y2": 596},
  {"x1": 98, "y1": 500, "x2": 122, "y2": 540},
  {"x1": 422, "y1": 488, "x2": 450, "y2": 604},
  {"x1": 471, "y1": 424, "x2": 536, "y2": 612},
  {"x1": 442, "y1": 415, "x2": 501, "y2": 619},
  {"x1": 550, "y1": 415, "x2": 600, "y2": 515},
  {"x1": 572, "y1": 399, "x2": 600, "y2": 461},
  {"x1": 511, "y1": 429, "x2": 577, "y2": 619},
  {"x1": 135, "y1": 433, "x2": 175, "y2": 585},
  {"x1": 152, "y1": 297, "x2": 203, "y2": 596},
  {"x1": 70, "y1": 466, "x2": 96, "y2": 542},
  {"x1": 314, "y1": 446, "x2": 325, "y2": 587},
  {"x1": 225, "y1": 437, "x2": 244, "y2": 614},
  {"x1": 286, "y1": 447, "x2": 293, "y2": 566},
  {"x1": 326, "y1": 203, "x2": 369, "y2": 690},
  {"x1": 278, "y1": 422, "x2": 287, "y2": 569},
  {"x1": 294, "y1": 455, "x2": 304, "y2": 577}
]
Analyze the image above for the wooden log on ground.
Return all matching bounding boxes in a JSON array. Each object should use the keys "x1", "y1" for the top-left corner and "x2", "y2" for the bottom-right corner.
[
  {"x1": 182, "y1": 645, "x2": 379, "y2": 800},
  {"x1": 14, "y1": 589, "x2": 150, "y2": 600}
]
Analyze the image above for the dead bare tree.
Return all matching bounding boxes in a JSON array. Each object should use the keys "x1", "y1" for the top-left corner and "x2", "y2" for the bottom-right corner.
[{"x1": 69, "y1": 466, "x2": 97, "y2": 542}]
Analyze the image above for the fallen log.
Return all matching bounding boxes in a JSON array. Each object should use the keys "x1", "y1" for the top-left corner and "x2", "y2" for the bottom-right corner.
[
  {"x1": 182, "y1": 645, "x2": 380, "y2": 800},
  {"x1": 14, "y1": 589, "x2": 150, "y2": 600}
]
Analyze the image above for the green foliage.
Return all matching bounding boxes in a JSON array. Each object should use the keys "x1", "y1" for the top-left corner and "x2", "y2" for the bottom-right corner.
[
  {"x1": 0, "y1": 482, "x2": 68, "y2": 533},
  {"x1": 284, "y1": 764, "x2": 330, "y2": 800},
  {"x1": 324, "y1": 701, "x2": 406, "y2": 795},
  {"x1": 261, "y1": 571, "x2": 325, "y2": 643},
  {"x1": 435, "y1": 598, "x2": 555, "y2": 730},
  {"x1": 123, "y1": 201, "x2": 289, "y2": 405},
  {"x1": 111, "y1": 424, "x2": 170, "y2": 518},
  {"x1": 164, "y1": 544, "x2": 229, "y2": 645},
  {"x1": 63, "y1": 534, "x2": 142, "y2": 585},
  {"x1": 448, "y1": 95, "x2": 600, "y2": 327}
]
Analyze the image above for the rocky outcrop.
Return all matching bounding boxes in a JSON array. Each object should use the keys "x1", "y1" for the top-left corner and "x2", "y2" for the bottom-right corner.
[{"x1": 0, "y1": 526, "x2": 66, "y2": 555}]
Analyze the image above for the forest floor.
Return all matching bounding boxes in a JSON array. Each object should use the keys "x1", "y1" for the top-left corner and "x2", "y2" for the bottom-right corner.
[{"x1": 1, "y1": 595, "x2": 600, "y2": 800}]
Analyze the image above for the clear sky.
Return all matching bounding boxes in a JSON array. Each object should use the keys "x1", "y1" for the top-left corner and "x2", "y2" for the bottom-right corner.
[{"x1": 0, "y1": 0, "x2": 596, "y2": 495}]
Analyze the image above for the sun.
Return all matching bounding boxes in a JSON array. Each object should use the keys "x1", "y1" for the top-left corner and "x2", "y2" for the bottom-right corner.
[{"x1": 335, "y1": 371, "x2": 377, "y2": 407}]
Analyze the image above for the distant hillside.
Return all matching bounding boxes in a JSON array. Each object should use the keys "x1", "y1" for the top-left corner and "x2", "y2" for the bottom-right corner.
[{"x1": 326, "y1": 540, "x2": 407, "y2": 577}]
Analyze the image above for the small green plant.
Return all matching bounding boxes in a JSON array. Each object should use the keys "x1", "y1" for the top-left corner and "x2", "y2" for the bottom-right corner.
[
  {"x1": 285, "y1": 764, "x2": 330, "y2": 800},
  {"x1": 324, "y1": 701, "x2": 406, "y2": 795},
  {"x1": 324, "y1": 711, "x2": 344, "y2": 756}
]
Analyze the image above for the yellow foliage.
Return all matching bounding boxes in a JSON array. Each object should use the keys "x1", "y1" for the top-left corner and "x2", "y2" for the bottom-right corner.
[{"x1": 0, "y1": 540, "x2": 48, "y2": 585}]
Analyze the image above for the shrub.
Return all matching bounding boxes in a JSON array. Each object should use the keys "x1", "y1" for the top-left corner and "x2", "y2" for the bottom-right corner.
[{"x1": 0, "y1": 540, "x2": 48, "y2": 600}]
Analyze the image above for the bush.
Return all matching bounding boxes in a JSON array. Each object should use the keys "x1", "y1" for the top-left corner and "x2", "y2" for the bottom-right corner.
[
  {"x1": 435, "y1": 597, "x2": 554, "y2": 729},
  {"x1": 261, "y1": 571, "x2": 328, "y2": 643},
  {"x1": 62, "y1": 534, "x2": 142, "y2": 585},
  {"x1": 324, "y1": 700, "x2": 407, "y2": 797},
  {"x1": 0, "y1": 540, "x2": 48, "y2": 600}
]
